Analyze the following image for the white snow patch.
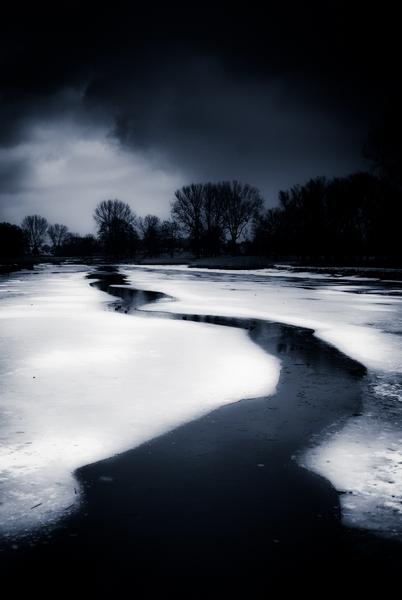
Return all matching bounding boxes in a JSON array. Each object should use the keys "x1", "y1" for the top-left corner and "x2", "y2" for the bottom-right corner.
[
  {"x1": 0, "y1": 267, "x2": 279, "y2": 537},
  {"x1": 122, "y1": 265, "x2": 402, "y2": 373},
  {"x1": 121, "y1": 264, "x2": 402, "y2": 538}
]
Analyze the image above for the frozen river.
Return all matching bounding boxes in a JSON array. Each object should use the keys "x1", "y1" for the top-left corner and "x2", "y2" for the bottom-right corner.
[
  {"x1": 121, "y1": 263, "x2": 402, "y2": 539},
  {"x1": 0, "y1": 264, "x2": 279, "y2": 538},
  {"x1": 1, "y1": 262, "x2": 402, "y2": 541}
]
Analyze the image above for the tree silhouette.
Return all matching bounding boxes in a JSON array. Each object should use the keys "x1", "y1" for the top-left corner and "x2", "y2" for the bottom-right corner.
[
  {"x1": 48, "y1": 223, "x2": 69, "y2": 255},
  {"x1": 160, "y1": 220, "x2": 181, "y2": 256},
  {"x1": 201, "y1": 183, "x2": 225, "y2": 256},
  {"x1": 171, "y1": 181, "x2": 263, "y2": 256},
  {"x1": 59, "y1": 233, "x2": 100, "y2": 257},
  {"x1": 139, "y1": 214, "x2": 161, "y2": 256},
  {"x1": 0, "y1": 223, "x2": 26, "y2": 257},
  {"x1": 171, "y1": 184, "x2": 205, "y2": 256},
  {"x1": 251, "y1": 173, "x2": 402, "y2": 263},
  {"x1": 94, "y1": 199, "x2": 138, "y2": 257},
  {"x1": 220, "y1": 181, "x2": 263, "y2": 252},
  {"x1": 21, "y1": 215, "x2": 48, "y2": 255}
]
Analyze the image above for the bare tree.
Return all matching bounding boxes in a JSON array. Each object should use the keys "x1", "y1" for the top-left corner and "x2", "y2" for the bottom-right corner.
[
  {"x1": 221, "y1": 181, "x2": 263, "y2": 251},
  {"x1": 94, "y1": 199, "x2": 136, "y2": 230},
  {"x1": 139, "y1": 214, "x2": 160, "y2": 236},
  {"x1": 201, "y1": 183, "x2": 225, "y2": 255},
  {"x1": 171, "y1": 184, "x2": 205, "y2": 256},
  {"x1": 160, "y1": 219, "x2": 181, "y2": 256},
  {"x1": 21, "y1": 215, "x2": 48, "y2": 255},
  {"x1": 139, "y1": 214, "x2": 161, "y2": 256},
  {"x1": 48, "y1": 223, "x2": 69, "y2": 254},
  {"x1": 94, "y1": 199, "x2": 138, "y2": 256}
]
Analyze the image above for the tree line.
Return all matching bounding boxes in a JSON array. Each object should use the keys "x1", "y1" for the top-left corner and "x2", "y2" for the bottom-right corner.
[
  {"x1": 1, "y1": 167, "x2": 402, "y2": 263},
  {"x1": 249, "y1": 120, "x2": 402, "y2": 263},
  {"x1": 253, "y1": 173, "x2": 402, "y2": 262},
  {"x1": 0, "y1": 180, "x2": 263, "y2": 259},
  {"x1": 2, "y1": 115, "x2": 402, "y2": 263}
]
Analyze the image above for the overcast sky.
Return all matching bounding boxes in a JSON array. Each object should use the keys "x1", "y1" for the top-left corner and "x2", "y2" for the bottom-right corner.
[{"x1": 0, "y1": 2, "x2": 399, "y2": 233}]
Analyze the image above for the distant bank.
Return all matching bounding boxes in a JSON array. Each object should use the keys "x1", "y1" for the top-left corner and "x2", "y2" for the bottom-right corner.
[{"x1": 2, "y1": 253, "x2": 402, "y2": 280}]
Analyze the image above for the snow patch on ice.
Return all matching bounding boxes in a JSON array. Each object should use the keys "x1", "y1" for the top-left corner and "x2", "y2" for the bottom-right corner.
[
  {"x1": 0, "y1": 267, "x2": 280, "y2": 537},
  {"x1": 121, "y1": 264, "x2": 402, "y2": 538},
  {"x1": 122, "y1": 265, "x2": 402, "y2": 374}
]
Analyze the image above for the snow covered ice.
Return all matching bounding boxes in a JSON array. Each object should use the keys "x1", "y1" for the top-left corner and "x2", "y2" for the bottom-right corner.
[
  {"x1": 2, "y1": 262, "x2": 402, "y2": 540},
  {"x1": 0, "y1": 265, "x2": 279, "y2": 537},
  {"x1": 121, "y1": 263, "x2": 402, "y2": 539}
]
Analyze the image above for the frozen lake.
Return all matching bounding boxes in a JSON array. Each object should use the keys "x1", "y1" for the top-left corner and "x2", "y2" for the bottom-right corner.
[{"x1": 1, "y1": 262, "x2": 402, "y2": 541}]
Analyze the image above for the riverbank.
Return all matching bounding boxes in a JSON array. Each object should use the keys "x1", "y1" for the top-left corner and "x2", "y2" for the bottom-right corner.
[
  {"x1": 2, "y1": 267, "x2": 402, "y2": 587},
  {"x1": 0, "y1": 255, "x2": 96, "y2": 275},
  {"x1": 3, "y1": 253, "x2": 402, "y2": 279},
  {"x1": 0, "y1": 256, "x2": 47, "y2": 274}
]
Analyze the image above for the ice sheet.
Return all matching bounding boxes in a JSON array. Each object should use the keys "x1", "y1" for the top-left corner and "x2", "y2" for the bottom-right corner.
[
  {"x1": 121, "y1": 264, "x2": 402, "y2": 373},
  {"x1": 3, "y1": 262, "x2": 402, "y2": 540},
  {"x1": 121, "y1": 264, "x2": 402, "y2": 538},
  {"x1": 0, "y1": 267, "x2": 279, "y2": 537}
]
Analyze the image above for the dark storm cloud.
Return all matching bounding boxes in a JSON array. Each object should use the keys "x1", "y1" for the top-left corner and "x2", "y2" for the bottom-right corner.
[
  {"x1": 96, "y1": 53, "x2": 365, "y2": 199},
  {"x1": 0, "y1": 1, "x2": 400, "y2": 224},
  {"x1": 0, "y1": 156, "x2": 28, "y2": 192}
]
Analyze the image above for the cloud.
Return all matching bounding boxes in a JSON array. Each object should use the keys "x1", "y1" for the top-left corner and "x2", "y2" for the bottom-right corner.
[
  {"x1": 0, "y1": 2, "x2": 399, "y2": 227},
  {"x1": 0, "y1": 115, "x2": 185, "y2": 232},
  {"x1": 93, "y1": 54, "x2": 366, "y2": 199}
]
